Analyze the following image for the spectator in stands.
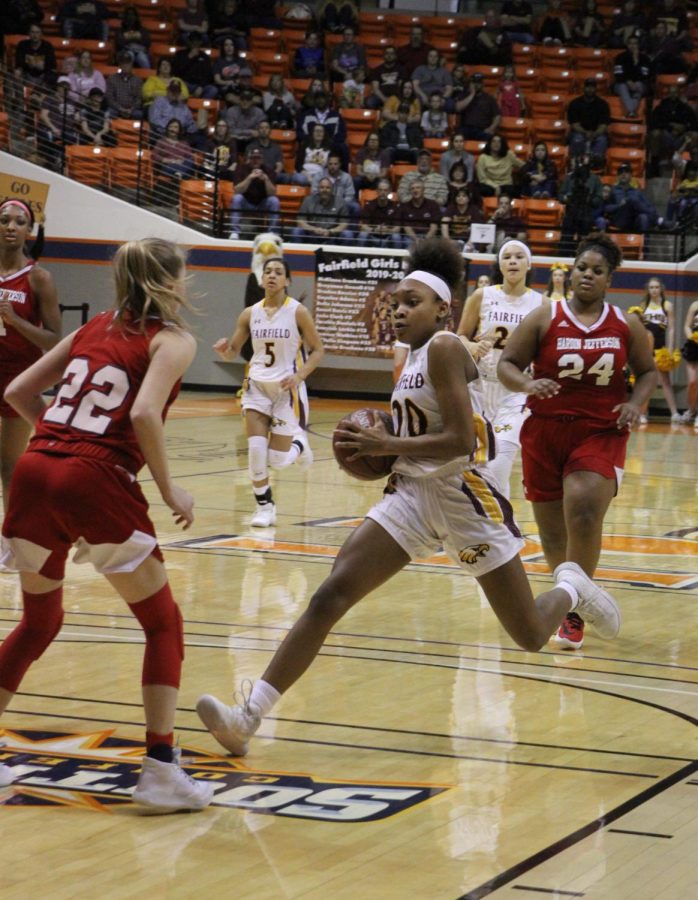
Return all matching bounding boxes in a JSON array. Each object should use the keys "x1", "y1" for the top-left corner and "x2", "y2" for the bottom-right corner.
[
  {"x1": 538, "y1": 0, "x2": 574, "y2": 45},
  {"x1": 106, "y1": 51, "x2": 143, "y2": 120},
  {"x1": 152, "y1": 118, "x2": 196, "y2": 184},
  {"x1": 259, "y1": 74, "x2": 295, "y2": 129},
  {"x1": 202, "y1": 119, "x2": 238, "y2": 180},
  {"x1": 648, "y1": 20, "x2": 689, "y2": 75},
  {"x1": 247, "y1": 119, "x2": 285, "y2": 180},
  {"x1": 13, "y1": 24, "x2": 56, "y2": 88},
  {"x1": 609, "y1": 0, "x2": 646, "y2": 49},
  {"x1": 245, "y1": 0, "x2": 281, "y2": 30},
  {"x1": 572, "y1": 0, "x2": 606, "y2": 48},
  {"x1": 420, "y1": 92, "x2": 448, "y2": 138},
  {"x1": 456, "y1": 72, "x2": 500, "y2": 141},
  {"x1": 300, "y1": 77, "x2": 329, "y2": 111},
  {"x1": 292, "y1": 177, "x2": 352, "y2": 243},
  {"x1": 397, "y1": 149, "x2": 448, "y2": 206},
  {"x1": 38, "y1": 76, "x2": 78, "y2": 168},
  {"x1": 399, "y1": 179, "x2": 441, "y2": 242},
  {"x1": 651, "y1": 0, "x2": 691, "y2": 52},
  {"x1": 115, "y1": 6, "x2": 151, "y2": 70},
  {"x1": 329, "y1": 26, "x2": 366, "y2": 83},
  {"x1": 57, "y1": 0, "x2": 109, "y2": 41},
  {"x1": 412, "y1": 48, "x2": 453, "y2": 106},
  {"x1": 567, "y1": 77, "x2": 610, "y2": 166},
  {"x1": 0, "y1": 1, "x2": 42, "y2": 52},
  {"x1": 497, "y1": 64, "x2": 527, "y2": 118},
  {"x1": 293, "y1": 31, "x2": 325, "y2": 77},
  {"x1": 210, "y1": 0, "x2": 249, "y2": 51},
  {"x1": 224, "y1": 88, "x2": 266, "y2": 153},
  {"x1": 380, "y1": 102, "x2": 423, "y2": 163},
  {"x1": 476, "y1": 134, "x2": 524, "y2": 198},
  {"x1": 459, "y1": 9, "x2": 511, "y2": 67},
  {"x1": 77, "y1": 87, "x2": 115, "y2": 147},
  {"x1": 441, "y1": 185, "x2": 487, "y2": 248},
  {"x1": 439, "y1": 133, "x2": 475, "y2": 183},
  {"x1": 178, "y1": 0, "x2": 210, "y2": 45},
  {"x1": 559, "y1": 154, "x2": 603, "y2": 251},
  {"x1": 319, "y1": 0, "x2": 358, "y2": 34},
  {"x1": 313, "y1": 152, "x2": 360, "y2": 222},
  {"x1": 520, "y1": 141, "x2": 558, "y2": 198},
  {"x1": 66, "y1": 50, "x2": 106, "y2": 105},
  {"x1": 489, "y1": 193, "x2": 527, "y2": 250},
  {"x1": 380, "y1": 80, "x2": 421, "y2": 124},
  {"x1": 449, "y1": 65, "x2": 469, "y2": 111},
  {"x1": 340, "y1": 66, "x2": 367, "y2": 108},
  {"x1": 359, "y1": 178, "x2": 402, "y2": 248},
  {"x1": 294, "y1": 123, "x2": 332, "y2": 185},
  {"x1": 296, "y1": 90, "x2": 347, "y2": 156},
  {"x1": 446, "y1": 161, "x2": 471, "y2": 202},
  {"x1": 671, "y1": 134, "x2": 698, "y2": 176},
  {"x1": 367, "y1": 45, "x2": 405, "y2": 111},
  {"x1": 613, "y1": 33, "x2": 651, "y2": 118},
  {"x1": 500, "y1": 0, "x2": 535, "y2": 45},
  {"x1": 229, "y1": 146, "x2": 280, "y2": 239},
  {"x1": 665, "y1": 160, "x2": 698, "y2": 227},
  {"x1": 213, "y1": 37, "x2": 252, "y2": 102},
  {"x1": 173, "y1": 33, "x2": 217, "y2": 100},
  {"x1": 353, "y1": 131, "x2": 391, "y2": 192},
  {"x1": 594, "y1": 163, "x2": 660, "y2": 232},
  {"x1": 143, "y1": 59, "x2": 189, "y2": 107},
  {"x1": 648, "y1": 84, "x2": 698, "y2": 174},
  {"x1": 149, "y1": 80, "x2": 199, "y2": 143},
  {"x1": 398, "y1": 24, "x2": 433, "y2": 75}
]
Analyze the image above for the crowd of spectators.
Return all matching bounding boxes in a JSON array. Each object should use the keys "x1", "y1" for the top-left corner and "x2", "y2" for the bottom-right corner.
[{"x1": 6, "y1": 0, "x2": 698, "y2": 245}]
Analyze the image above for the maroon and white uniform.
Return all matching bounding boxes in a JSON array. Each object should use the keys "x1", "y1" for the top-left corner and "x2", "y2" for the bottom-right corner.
[
  {"x1": 521, "y1": 299, "x2": 631, "y2": 503},
  {"x1": 1, "y1": 311, "x2": 180, "y2": 579},
  {"x1": 0, "y1": 261, "x2": 43, "y2": 416}
]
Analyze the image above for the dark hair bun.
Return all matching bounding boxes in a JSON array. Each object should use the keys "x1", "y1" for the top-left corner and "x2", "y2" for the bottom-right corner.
[{"x1": 406, "y1": 237, "x2": 463, "y2": 293}]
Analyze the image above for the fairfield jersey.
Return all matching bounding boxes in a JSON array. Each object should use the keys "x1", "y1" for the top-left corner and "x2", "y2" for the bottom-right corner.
[
  {"x1": 249, "y1": 296, "x2": 306, "y2": 383},
  {"x1": 391, "y1": 332, "x2": 495, "y2": 478},
  {"x1": 528, "y1": 299, "x2": 630, "y2": 424},
  {"x1": 478, "y1": 284, "x2": 544, "y2": 379}
]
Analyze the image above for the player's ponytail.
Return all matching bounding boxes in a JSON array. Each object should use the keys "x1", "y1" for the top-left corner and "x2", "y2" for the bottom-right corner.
[{"x1": 113, "y1": 238, "x2": 192, "y2": 331}]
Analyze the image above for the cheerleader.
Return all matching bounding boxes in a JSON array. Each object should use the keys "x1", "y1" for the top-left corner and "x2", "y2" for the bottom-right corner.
[
  {"x1": 680, "y1": 298, "x2": 698, "y2": 427},
  {"x1": 543, "y1": 262, "x2": 571, "y2": 303}
]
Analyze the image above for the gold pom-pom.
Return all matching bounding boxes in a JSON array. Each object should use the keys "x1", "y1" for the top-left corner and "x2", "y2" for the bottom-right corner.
[
  {"x1": 627, "y1": 305, "x2": 644, "y2": 317},
  {"x1": 654, "y1": 347, "x2": 681, "y2": 371},
  {"x1": 692, "y1": 330, "x2": 698, "y2": 343}
]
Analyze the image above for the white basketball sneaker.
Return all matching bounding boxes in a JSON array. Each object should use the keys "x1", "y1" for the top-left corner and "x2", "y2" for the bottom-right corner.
[
  {"x1": 0, "y1": 762, "x2": 15, "y2": 787},
  {"x1": 196, "y1": 693, "x2": 261, "y2": 757},
  {"x1": 132, "y1": 756, "x2": 215, "y2": 814},
  {"x1": 553, "y1": 562, "x2": 621, "y2": 640},
  {"x1": 293, "y1": 430, "x2": 314, "y2": 469},
  {"x1": 250, "y1": 502, "x2": 276, "y2": 527}
]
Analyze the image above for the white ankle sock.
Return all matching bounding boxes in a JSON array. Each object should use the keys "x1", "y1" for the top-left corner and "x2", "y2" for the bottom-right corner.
[
  {"x1": 249, "y1": 679, "x2": 281, "y2": 717},
  {"x1": 556, "y1": 580, "x2": 579, "y2": 611}
]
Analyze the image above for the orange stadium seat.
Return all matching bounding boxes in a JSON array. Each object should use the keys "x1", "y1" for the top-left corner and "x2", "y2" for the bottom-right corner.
[
  {"x1": 511, "y1": 44, "x2": 538, "y2": 67},
  {"x1": 112, "y1": 118, "x2": 149, "y2": 147},
  {"x1": 573, "y1": 47, "x2": 612, "y2": 75},
  {"x1": 610, "y1": 233, "x2": 644, "y2": 260},
  {"x1": 424, "y1": 137, "x2": 450, "y2": 165},
  {"x1": 108, "y1": 148, "x2": 153, "y2": 191},
  {"x1": 276, "y1": 184, "x2": 309, "y2": 215},
  {"x1": 606, "y1": 148, "x2": 646, "y2": 178},
  {"x1": 358, "y1": 12, "x2": 390, "y2": 37},
  {"x1": 607, "y1": 96, "x2": 646, "y2": 122},
  {"x1": 539, "y1": 45, "x2": 574, "y2": 68},
  {"x1": 514, "y1": 67, "x2": 540, "y2": 92},
  {"x1": 525, "y1": 199, "x2": 564, "y2": 227},
  {"x1": 340, "y1": 108, "x2": 379, "y2": 133},
  {"x1": 532, "y1": 118, "x2": 568, "y2": 143},
  {"x1": 541, "y1": 68, "x2": 577, "y2": 94},
  {"x1": 608, "y1": 122, "x2": 646, "y2": 149},
  {"x1": 179, "y1": 179, "x2": 219, "y2": 230},
  {"x1": 655, "y1": 74, "x2": 688, "y2": 99},
  {"x1": 465, "y1": 65, "x2": 504, "y2": 92},
  {"x1": 249, "y1": 28, "x2": 284, "y2": 52},
  {"x1": 270, "y1": 129, "x2": 297, "y2": 168},
  {"x1": 0, "y1": 112, "x2": 9, "y2": 150},
  {"x1": 529, "y1": 229, "x2": 561, "y2": 255},
  {"x1": 499, "y1": 117, "x2": 532, "y2": 143},
  {"x1": 527, "y1": 93, "x2": 569, "y2": 119},
  {"x1": 188, "y1": 98, "x2": 220, "y2": 128},
  {"x1": 547, "y1": 144, "x2": 569, "y2": 176},
  {"x1": 65, "y1": 145, "x2": 110, "y2": 186},
  {"x1": 424, "y1": 16, "x2": 461, "y2": 41},
  {"x1": 254, "y1": 51, "x2": 290, "y2": 76}
]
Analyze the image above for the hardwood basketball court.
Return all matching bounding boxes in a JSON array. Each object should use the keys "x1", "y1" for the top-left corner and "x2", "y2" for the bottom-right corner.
[{"x1": 1, "y1": 395, "x2": 696, "y2": 899}]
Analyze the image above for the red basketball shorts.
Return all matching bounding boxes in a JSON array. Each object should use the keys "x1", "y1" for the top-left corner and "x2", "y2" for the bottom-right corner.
[
  {"x1": 520, "y1": 415, "x2": 630, "y2": 503},
  {"x1": 1, "y1": 451, "x2": 163, "y2": 579},
  {"x1": 0, "y1": 370, "x2": 22, "y2": 418}
]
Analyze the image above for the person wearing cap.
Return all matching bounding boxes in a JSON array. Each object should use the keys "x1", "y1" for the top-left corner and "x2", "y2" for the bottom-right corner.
[
  {"x1": 397, "y1": 150, "x2": 449, "y2": 207},
  {"x1": 455, "y1": 72, "x2": 500, "y2": 142},
  {"x1": 148, "y1": 80, "x2": 198, "y2": 142},
  {"x1": 224, "y1": 88, "x2": 266, "y2": 155},
  {"x1": 229, "y1": 146, "x2": 280, "y2": 239},
  {"x1": 595, "y1": 163, "x2": 660, "y2": 233},
  {"x1": 379, "y1": 102, "x2": 424, "y2": 164},
  {"x1": 567, "y1": 78, "x2": 611, "y2": 165},
  {"x1": 106, "y1": 51, "x2": 144, "y2": 119},
  {"x1": 115, "y1": 5, "x2": 151, "y2": 69},
  {"x1": 172, "y1": 31, "x2": 217, "y2": 100}
]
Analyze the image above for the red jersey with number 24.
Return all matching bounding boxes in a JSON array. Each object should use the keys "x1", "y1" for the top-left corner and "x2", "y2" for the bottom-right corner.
[
  {"x1": 527, "y1": 299, "x2": 630, "y2": 425},
  {"x1": 29, "y1": 310, "x2": 180, "y2": 475}
]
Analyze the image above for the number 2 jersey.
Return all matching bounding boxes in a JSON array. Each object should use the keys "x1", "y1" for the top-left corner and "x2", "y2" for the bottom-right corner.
[
  {"x1": 391, "y1": 331, "x2": 495, "y2": 478},
  {"x1": 29, "y1": 310, "x2": 180, "y2": 475},
  {"x1": 528, "y1": 299, "x2": 630, "y2": 425},
  {"x1": 477, "y1": 284, "x2": 544, "y2": 380}
]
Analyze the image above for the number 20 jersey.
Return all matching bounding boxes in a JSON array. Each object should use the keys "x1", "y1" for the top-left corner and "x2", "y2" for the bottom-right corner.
[
  {"x1": 528, "y1": 299, "x2": 630, "y2": 425},
  {"x1": 30, "y1": 311, "x2": 179, "y2": 475}
]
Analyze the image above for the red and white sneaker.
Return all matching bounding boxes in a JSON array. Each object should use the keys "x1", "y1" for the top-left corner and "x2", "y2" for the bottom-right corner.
[{"x1": 552, "y1": 612, "x2": 585, "y2": 650}]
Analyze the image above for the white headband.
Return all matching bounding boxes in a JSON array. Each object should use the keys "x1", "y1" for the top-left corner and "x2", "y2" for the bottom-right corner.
[
  {"x1": 498, "y1": 240, "x2": 532, "y2": 269},
  {"x1": 405, "y1": 270, "x2": 452, "y2": 305}
]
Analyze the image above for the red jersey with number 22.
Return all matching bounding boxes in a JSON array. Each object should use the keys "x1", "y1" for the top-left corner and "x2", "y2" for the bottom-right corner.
[
  {"x1": 29, "y1": 310, "x2": 180, "y2": 475},
  {"x1": 527, "y1": 299, "x2": 630, "y2": 425}
]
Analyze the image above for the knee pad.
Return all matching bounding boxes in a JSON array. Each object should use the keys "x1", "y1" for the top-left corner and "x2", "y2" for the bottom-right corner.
[
  {"x1": 248, "y1": 435, "x2": 269, "y2": 483},
  {"x1": 268, "y1": 447, "x2": 296, "y2": 470},
  {"x1": 130, "y1": 583, "x2": 183, "y2": 688},
  {"x1": 0, "y1": 588, "x2": 64, "y2": 693}
]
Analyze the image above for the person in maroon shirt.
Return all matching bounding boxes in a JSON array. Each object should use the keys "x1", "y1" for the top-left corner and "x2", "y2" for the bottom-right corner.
[
  {"x1": 397, "y1": 23, "x2": 433, "y2": 76},
  {"x1": 359, "y1": 177, "x2": 402, "y2": 247},
  {"x1": 399, "y1": 179, "x2": 441, "y2": 242}
]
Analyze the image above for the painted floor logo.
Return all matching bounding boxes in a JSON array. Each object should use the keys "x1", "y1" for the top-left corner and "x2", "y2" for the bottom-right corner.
[{"x1": 0, "y1": 729, "x2": 446, "y2": 821}]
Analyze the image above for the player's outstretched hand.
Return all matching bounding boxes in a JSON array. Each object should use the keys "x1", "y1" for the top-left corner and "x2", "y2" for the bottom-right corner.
[
  {"x1": 613, "y1": 401, "x2": 641, "y2": 430},
  {"x1": 164, "y1": 485, "x2": 195, "y2": 529},
  {"x1": 526, "y1": 378, "x2": 560, "y2": 399}
]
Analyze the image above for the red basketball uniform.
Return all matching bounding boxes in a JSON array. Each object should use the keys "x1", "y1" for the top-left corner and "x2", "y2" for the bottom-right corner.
[
  {"x1": 0, "y1": 261, "x2": 43, "y2": 417},
  {"x1": 2, "y1": 311, "x2": 180, "y2": 579},
  {"x1": 521, "y1": 299, "x2": 631, "y2": 502}
]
